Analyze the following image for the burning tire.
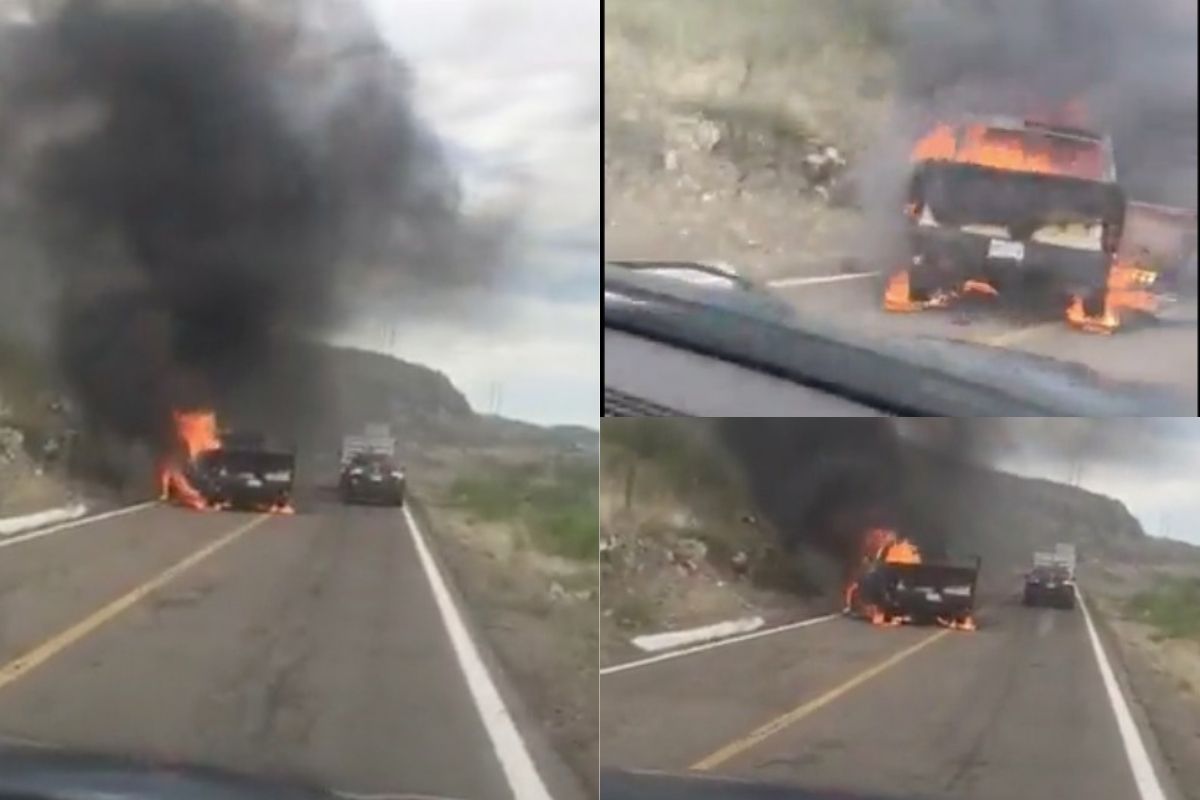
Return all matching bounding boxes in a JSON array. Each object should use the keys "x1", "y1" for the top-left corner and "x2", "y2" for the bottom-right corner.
[
  {"x1": 909, "y1": 260, "x2": 954, "y2": 302},
  {"x1": 1080, "y1": 288, "x2": 1107, "y2": 318}
]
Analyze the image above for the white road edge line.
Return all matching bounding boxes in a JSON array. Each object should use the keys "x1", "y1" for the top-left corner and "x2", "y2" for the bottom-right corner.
[
  {"x1": 767, "y1": 272, "x2": 879, "y2": 289},
  {"x1": 0, "y1": 501, "x2": 158, "y2": 550},
  {"x1": 1077, "y1": 587, "x2": 1168, "y2": 800},
  {"x1": 401, "y1": 506, "x2": 553, "y2": 800},
  {"x1": 601, "y1": 613, "x2": 839, "y2": 676}
]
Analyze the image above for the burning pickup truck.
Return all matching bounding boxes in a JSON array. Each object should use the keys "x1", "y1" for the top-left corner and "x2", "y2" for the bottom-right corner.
[
  {"x1": 160, "y1": 411, "x2": 295, "y2": 513},
  {"x1": 844, "y1": 529, "x2": 979, "y2": 631},
  {"x1": 885, "y1": 115, "x2": 1197, "y2": 332}
]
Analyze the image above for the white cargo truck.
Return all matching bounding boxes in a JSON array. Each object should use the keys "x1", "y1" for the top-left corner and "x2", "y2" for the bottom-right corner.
[{"x1": 340, "y1": 423, "x2": 396, "y2": 465}]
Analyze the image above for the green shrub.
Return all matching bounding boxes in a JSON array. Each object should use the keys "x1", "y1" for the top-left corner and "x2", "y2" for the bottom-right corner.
[
  {"x1": 1125, "y1": 577, "x2": 1200, "y2": 641},
  {"x1": 449, "y1": 458, "x2": 598, "y2": 561}
]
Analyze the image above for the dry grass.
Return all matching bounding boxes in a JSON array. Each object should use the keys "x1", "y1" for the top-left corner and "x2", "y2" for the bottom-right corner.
[{"x1": 606, "y1": 0, "x2": 897, "y2": 152}]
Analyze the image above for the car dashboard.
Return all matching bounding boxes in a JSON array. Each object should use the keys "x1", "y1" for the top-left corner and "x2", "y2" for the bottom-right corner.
[{"x1": 604, "y1": 329, "x2": 884, "y2": 416}]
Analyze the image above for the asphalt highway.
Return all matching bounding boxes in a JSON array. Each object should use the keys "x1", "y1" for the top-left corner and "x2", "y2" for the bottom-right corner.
[
  {"x1": 601, "y1": 594, "x2": 1183, "y2": 800},
  {"x1": 0, "y1": 501, "x2": 570, "y2": 800},
  {"x1": 766, "y1": 270, "x2": 1198, "y2": 411}
]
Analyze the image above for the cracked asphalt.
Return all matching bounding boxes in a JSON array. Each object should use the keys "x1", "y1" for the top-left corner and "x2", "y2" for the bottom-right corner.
[
  {"x1": 601, "y1": 592, "x2": 1185, "y2": 800},
  {"x1": 0, "y1": 502, "x2": 549, "y2": 800}
]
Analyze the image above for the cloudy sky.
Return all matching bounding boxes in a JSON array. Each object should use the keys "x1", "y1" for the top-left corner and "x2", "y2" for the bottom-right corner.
[
  {"x1": 350, "y1": 0, "x2": 599, "y2": 427},
  {"x1": 986, "y1": 418, "x2": 1200, "y2": 546}
]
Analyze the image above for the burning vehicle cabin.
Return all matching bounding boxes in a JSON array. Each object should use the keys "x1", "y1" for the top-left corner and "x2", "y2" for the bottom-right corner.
[
  {"x1": 885, "y1": 116, "x2": 1187, "y2": 332},
  {"x1": 844, "y1": 529, "x2": 979, "y2": 630},
  {"x1": 160, "y1": 412, "x2": 295, "y2": 513}
]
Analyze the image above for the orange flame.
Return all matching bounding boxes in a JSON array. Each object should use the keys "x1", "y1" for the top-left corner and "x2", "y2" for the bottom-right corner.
[
  {"x1": 174, "y1": 410, "x2": 220, "y2": 458},
  {"x1": 962, "y1": 280, "x2": 999, "y2": 297},
  {"x1": 883, "y1": 538, "x2": 922, "y2": 565},
  {"x1": 884, "y1": 270, "x2": 1000, "y2": 313},
  {"x1": 844, "y1": 529, "x2": 922, "y2": 621},
  {"x1": 911, "y1": 120, "x2": 1103, "y2": 180},
  {"x1": 940, "y1": 616, "x2": 977, "y2": 632},
  {"x1": 159, "y1": 410, "x2": 221, "y2": 510},
  {"x1": 1065, "y1": 259, "x2": 1159, "y2": 333}
]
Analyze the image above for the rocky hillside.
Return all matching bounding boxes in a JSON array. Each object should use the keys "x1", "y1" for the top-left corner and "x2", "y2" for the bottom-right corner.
[
  {"x1": 2, "y1": 334, "x2": 589, "y2": 503},
  {"x1": 605, "y1": 0, "x2": 889, "y2": 272},
  {"x1": 896, "y1": 451, "x2": 1151, "y2": 592}
]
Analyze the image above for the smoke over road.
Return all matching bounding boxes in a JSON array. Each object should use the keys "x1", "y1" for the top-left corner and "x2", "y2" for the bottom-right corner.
[
  {"x1": 716, "y1": 419, "x2": 975, "y2": 566},
  {"x1": 715, "y1": 418, "x2": 1176, "y2": 571},
  {"x1": 0, "y1": 0, "x2": 505, "y2": 451}
]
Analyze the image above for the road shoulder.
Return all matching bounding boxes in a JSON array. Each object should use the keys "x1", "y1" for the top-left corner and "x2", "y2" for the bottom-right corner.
[
  {"x1": 405, "y1": 494, "x2": 594, "y2": 800},
  {"x1": 1085, "y1": 590, "x2": 1196, "y2": 800}
]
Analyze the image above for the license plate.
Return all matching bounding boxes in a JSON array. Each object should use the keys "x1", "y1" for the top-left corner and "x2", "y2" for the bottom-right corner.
[
  {"x1": 369, "y1": 475, "x2": 383, "y2": 482},
  {"x1": 987, "y1": 239, "x2": 1025, "y2": 261}
]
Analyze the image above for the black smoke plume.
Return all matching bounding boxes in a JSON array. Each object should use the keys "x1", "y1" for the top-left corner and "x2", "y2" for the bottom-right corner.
[
  {"x1": 714, "y1": 419, "x2": 1042, "y2": 568},
  {"x1": 716, "y1": 418, "x2": 1179, "y2": 576},
  {"x1": 0, "y1": 0, "x2": 497, "y2": 454},
  {"x1": 718, "y1": 420, "x2": 967, "y2": 567}
]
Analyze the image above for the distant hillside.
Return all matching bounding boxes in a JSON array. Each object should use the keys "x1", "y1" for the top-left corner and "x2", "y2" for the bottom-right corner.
[
  {"x1": 471, "y1": 415, "x2": 599, "y2": 451},
  {"x1": 902, "y1": 450, "x2": 1148, "y2": 572},
  {"x1": 3, "y1": 334, "x2": 587, "y2": 502},
  {"x1": 602, "y1": 419, "x2": 1161, "y2": 604},
  {"x1": 322, "y1": 344, "x2": 473, "y2": 428},
  {"x1": 219, "y1": 341, "x2": 600, "y2": 468}
]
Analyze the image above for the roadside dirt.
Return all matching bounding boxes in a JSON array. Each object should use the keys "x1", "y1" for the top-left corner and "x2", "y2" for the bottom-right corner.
[
  {"x1": 605, "y1": 0, "x2": 888, "y2": 279},
  {"x1": 600, "y1": 507, "x2": 833, "y2": 667},
  {"x1": 599, "y1": 430, "x2": 836, "y2": 667},
  {"x1": 1084, "y1": 558, "x2": 1200, "y2": 800},
  {"x1": 408, "y1": 443, "x2": 598, "y2": 798},
  {"x1": 0, "y1": 426, "x2": 73, "y2": 517}
]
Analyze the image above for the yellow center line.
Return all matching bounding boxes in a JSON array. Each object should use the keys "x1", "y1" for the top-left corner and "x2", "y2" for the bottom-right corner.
[
  {"x1": 0, "y1": 514, "x2": 269, "y2": 692},
  {"x1": 689, "y1": 628, "x2": 952, "y2": 772}
]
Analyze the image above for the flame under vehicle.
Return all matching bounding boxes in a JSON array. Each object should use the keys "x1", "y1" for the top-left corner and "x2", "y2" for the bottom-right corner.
[
  {"x1": 1022, "y1": 546, "x2": 1077, "y2": 609},
  {"x1": 886, "y1": 116, "x2": 1197, "y2": 332},
  {"x1": 844, "y1": 530, "x2": 980, "y2": 630}
]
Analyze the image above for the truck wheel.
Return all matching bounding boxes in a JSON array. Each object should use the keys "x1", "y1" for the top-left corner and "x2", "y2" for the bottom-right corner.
[
  {"x1": 909, "y1": 262, "x2": 947, "y2": 302},
  {"x1": 1082, "y1": 288, "x2": 1107, "y2": 318}
]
